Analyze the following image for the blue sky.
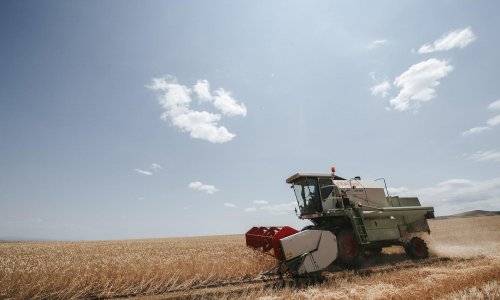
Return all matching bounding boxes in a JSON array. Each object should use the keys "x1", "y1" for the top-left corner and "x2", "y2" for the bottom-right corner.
[{"x1": 1, "y1": 1, "x2": 499, "y2": 240}]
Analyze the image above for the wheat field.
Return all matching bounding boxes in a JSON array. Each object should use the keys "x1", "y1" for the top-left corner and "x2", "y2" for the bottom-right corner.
[
  {"x1": 1, "y1": 216, "x2": 499, "y2": 299},
  {"x1": 0, "y1": 236, "x2": 275, "y2": 299}
]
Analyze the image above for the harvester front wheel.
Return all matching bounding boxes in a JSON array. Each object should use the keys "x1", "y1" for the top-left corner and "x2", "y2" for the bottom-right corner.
[
  {"x1": 404, "y1": 237, "x2": 429, "y2": 259},
  {"x1": 337, "y1": 230, "x2": 362, "y2": 267}
]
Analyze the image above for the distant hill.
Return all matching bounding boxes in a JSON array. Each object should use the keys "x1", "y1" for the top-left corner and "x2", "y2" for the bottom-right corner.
[{"x1": 435, "y1": 210, "x2": 500, "y2": 220}]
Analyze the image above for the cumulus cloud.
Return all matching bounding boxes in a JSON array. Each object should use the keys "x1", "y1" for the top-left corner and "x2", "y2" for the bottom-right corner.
[
  {"x1": 170, "y1": 110, "x2": 235, "y2": 143},
  {"x1": 193, "y1": 79, "x2": 212, "y2": 102},
  {"x1": 188, "y1": 181, "x2": 219, "y2": 194},
  {"x1": 389, "y1": 59, "x2": 453, "y2": 111},
  {"x1": 224, "y1": 203, "x2": 236, "y2": 208},
  {"x1": 390, "y1": 177, "x2": 500, "y2": 215},
  {"x1": 367, "y1": 39, "x2": 387, "y2": 49},
  {"x1": 462, "y1": 99, "x2": 500, "y2": 136},
  {"x1": 370, "y1": 80, "x2": 391, "y2": 98},
  {"x1": 244, "y1": 207, "x2": 257, "y2": 212},
  {"x1": 134, "y1": 169, "x2": 153, "y2": 176},
  {"x1": 467, "y1": 150, "x2": 500, "y2": 162},
  {"x1": 148, "y1": 76, "x2": 246, "y2": 143},
  {"x1": 418, "y1": 27, "x2": 476, "y2": 54},
  {"x1": 212, "y1": 89, "x2": 247, "y2": 116}
]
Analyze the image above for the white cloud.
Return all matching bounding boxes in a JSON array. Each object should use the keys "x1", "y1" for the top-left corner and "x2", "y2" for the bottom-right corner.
[
  {"x1": 462, "y1": 99, "x2": 500, "y2": 136},
  {"x1": 151, "y1": 77, "x2": 191, "y2": 114},
  {"x1": 390, "y1": 59, "x2": 453, "y2": 111},
  {"x1": 488, "y1": 99, "x2": 500, "y2": 111},
  {"x1": 224, "y1": 203, "x2": 236, "y2": 208},
  {"x1": 486, "y1": 114, "x2": 500, "y2": 126},
  {"x1": 468, "y1": 150, "x2": 500, "y2": 162},
  {"x1": 253, "y1": 200, "x2": 269, "y2": 205},
  {"x1": 462, "y1": 126, "x2": 490, "y2": 136},
  {"x1": 243, "y1": 200, "x2": 270, "y2": 212},
  {"x1": 387, "y1": 186, "x2": 409, "y2": 195},
  {"x1": 244, "y1": 200, "x2": 293, "y2": 213},
  {"x1": 370, "y1": 80, "x2": 391, "y2": 98},
  {"x1": 192, "y1": 80, "x2": 247, "y2": 116},
  {"x1": 188, "y1": 181, "x2": 219, "y2": 194},
  {"x1": 193, "y1": 79, "x2": 212, "y2": 102},
  {"x1": 151, "y1": 163, "x2": 162, "y2": 171},
  {"x1": 259, "y1": 201, "x2": 297, "y2": 215},
  {"x1": 134, "y1": 169, "x2": 153, "y2": 176},
  {"x1": 170, "y1": 110, "x2": 235, "y2": 143},
  {"x1": 367, "y1": 39, "x2": 387, "y2": 49},
  {"x1": 212, "y1": 89, "x2": 247, "y2": 117},
  {"x1": 148, "y1": 76, "x2": 246, "y2": 143},
  {"x1": 135, "y1": 163, "x2": 162, "y2": 176},
  {"x1": 418, "y1": 27, "x2": 476, "y2": 54},
  {"x1": 390, "y1": 177, "x2": 500, "y2": 215}
]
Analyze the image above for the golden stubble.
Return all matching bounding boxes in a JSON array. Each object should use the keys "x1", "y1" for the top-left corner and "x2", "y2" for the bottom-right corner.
[
  {"x1": 1, "y1": 216, "x2": 499, "y2": 299},
  {"x1": 0, "y1": 235, "x2": 274, "y2": 299}
]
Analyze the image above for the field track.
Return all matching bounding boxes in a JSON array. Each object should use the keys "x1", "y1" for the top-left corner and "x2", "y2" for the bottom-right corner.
[{"x1": 118, "y1": 276, "x2": 278, "y2": 300}]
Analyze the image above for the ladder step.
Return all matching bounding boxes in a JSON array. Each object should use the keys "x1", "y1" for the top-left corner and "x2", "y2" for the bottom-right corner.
[{"x1": 352, "y1": 211, "x2": 368, "y2": 243}]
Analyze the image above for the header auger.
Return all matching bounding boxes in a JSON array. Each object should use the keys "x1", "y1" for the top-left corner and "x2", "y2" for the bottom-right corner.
[{"x1": 245, "y1": 169, "x2": 434, "y2": 277}]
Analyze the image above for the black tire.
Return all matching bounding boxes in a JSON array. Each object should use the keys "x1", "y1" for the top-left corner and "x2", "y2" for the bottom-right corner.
[
  {"x1": 404, "y1": 237, "x2": 429, "y2": 259},
  {"x1": 337, "y1": 229, "x2": 363, "y2": 267}
]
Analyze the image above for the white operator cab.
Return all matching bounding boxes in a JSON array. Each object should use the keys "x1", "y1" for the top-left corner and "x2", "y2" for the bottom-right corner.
[{"x1": 287, "y1": 173, "x2": 389, "y2": 217}]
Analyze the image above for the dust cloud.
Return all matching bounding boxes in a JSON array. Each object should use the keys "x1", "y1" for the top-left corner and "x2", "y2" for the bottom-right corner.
[{"x1": 426, "y1": 216, "x2": 500, "y2": 258}]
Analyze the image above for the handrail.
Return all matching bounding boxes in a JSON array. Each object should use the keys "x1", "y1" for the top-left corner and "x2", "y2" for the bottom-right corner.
[{"x1": 374, "y1": 178, "x2": 391, "y2": 197}]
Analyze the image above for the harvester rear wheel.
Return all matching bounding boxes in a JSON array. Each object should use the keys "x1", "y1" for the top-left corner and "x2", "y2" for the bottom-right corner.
[
  {"x1": 337, "y1": 230, "x2": 362, "y2": 267},
  {"x1": 404, "y1": 237, "x2": 429, "y2": 259}
]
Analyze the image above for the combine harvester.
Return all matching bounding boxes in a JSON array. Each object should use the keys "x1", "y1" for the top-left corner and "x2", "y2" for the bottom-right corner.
[{"x1": 246, "y1": 168, "x2": 434, "y2": 277}]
